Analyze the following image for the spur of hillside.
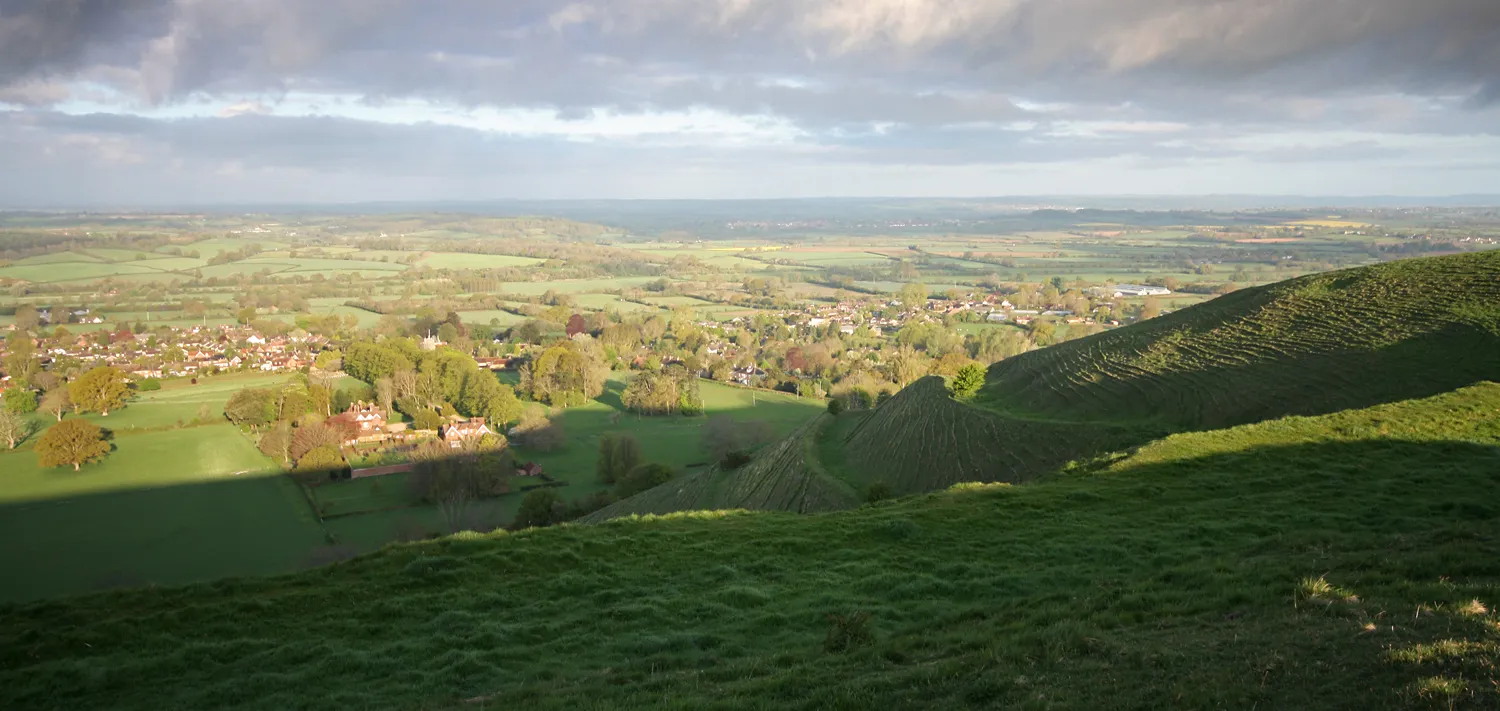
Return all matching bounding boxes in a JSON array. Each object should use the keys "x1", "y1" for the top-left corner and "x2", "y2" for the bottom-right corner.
[{"x1": 3, "y1": 385, "x2": 1498, "y2": 710}]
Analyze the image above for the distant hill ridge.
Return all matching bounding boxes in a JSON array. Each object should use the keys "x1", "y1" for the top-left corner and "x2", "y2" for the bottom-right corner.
[{"x1": 590, "y1": 251, "x2": 1500, "y2": 520}]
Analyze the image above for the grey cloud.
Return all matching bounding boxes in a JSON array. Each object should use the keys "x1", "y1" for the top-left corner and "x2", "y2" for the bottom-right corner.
[{"x1": 5, "y1": 1, "x2": 1497, "y2": 117}]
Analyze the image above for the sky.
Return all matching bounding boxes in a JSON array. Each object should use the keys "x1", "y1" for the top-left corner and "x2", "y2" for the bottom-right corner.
[{"x1": 1, "y1": 0, "x2": 1498, "y2": 206}]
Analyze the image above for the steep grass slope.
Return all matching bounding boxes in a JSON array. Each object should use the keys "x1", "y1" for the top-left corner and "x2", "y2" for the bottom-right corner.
[
  {"x1": 579, "y1": 417, "x2": 859, "y2": 523},
  {"x1": 3, "y1": 385, "x2": 1498, "y2": 710},
  {"x1": 979, "y1": 250, "x2": 1500, "y2": 428},
  {"x1": 836, "y1": 376, "x2": 1154, "y2": 494}
]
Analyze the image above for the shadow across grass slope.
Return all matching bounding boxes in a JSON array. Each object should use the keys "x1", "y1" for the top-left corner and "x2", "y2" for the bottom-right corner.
[{"x1": 2, "y1": 385, "x2": 1498, "y2": 710}]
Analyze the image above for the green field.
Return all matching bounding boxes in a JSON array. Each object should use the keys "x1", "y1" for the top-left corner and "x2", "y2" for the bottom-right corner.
[
  {"x1": 0, "y1": 262, "x2": 160, "y2": 283},
  {"x1": 419, "y1": 253, "x2": 545, "y2": 269},
  {"x1": 456, "y1": 309, "x2": 528, "y2": 327},
  {"x1": 0, "y1": 424, "x2": 325, "y2": 602},
  {"x1": 76, "y1": 373, "x2": 290, "y2": 432},
  {"x1": 4, "y1": 384, "x2": 1497, "y2": 709},
  {"x1": 510, "y1": 380, "x2": 823, "y2": 496}
]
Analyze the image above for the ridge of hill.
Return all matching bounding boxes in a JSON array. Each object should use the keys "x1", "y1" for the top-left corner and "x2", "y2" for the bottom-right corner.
[
  {"x1": 4, "y1": 385, "x2": 1499, "y2": 710},
  {"x1": 978, "y1": 250, "x2": 1500, "y2": 428},
  {"x1": 590, "y1": 252, "x2": 1500, "y2": 520}
]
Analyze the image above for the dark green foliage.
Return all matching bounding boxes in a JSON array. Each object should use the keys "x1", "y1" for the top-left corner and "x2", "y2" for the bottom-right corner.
[
  {"x1": 224, "y1": 388, "x2": 278, "y2": 428},
  {"x1": 865, "y1": 481, "x2": 893, "y2": 503},
  {"x1": 947, "y1": 363, "x2": 985, "y2": 398},
  {"x1": 342, "y1": 342, "x2": 415, "y2": 384},
  {"x1": 134, "y1": 378, "x2": 162, "y2": 392},
  {"x1": 615, "y1": 462, "x2": 676, "y2": 499},
  {"x1": 411, "y1": 409, "x2": 444, "y2": 431},
  {"x1": 826, "y1": 398, "x2": 844, "y2": 415},
  {"x1": 824, "y1": 611, "x2": 874, "y2": 653},
  {"x1": 720, "y1": 450, "x2": 753, "y2": 470},
  {"x1": 595, "y1": 434, "x2": 643, "y2": 485},
  {"x1": 513, "y1": 489, "x2": 565, "y2": 530}
]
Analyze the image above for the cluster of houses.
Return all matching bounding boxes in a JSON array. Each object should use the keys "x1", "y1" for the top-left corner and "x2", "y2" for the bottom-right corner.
[
  {"x1": 331, "y1": 400, "x2": 547, "y2": 479},
  {"x1": 0, "y1": 323, "x2": 329, "y2": 380}
]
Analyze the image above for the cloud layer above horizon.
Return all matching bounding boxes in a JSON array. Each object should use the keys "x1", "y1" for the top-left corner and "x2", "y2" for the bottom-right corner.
[{"x1": 2, "y1": 0, "x2": 1498, "y2": 205}]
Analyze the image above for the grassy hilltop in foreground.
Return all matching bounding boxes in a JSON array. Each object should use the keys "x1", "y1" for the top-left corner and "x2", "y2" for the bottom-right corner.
[
  {"x1": 588, "y1": 251, "x2": 1500, "y2": 522},
  {"x1": 3, "y1": 384, "x2": 1499, "y2": 710}
]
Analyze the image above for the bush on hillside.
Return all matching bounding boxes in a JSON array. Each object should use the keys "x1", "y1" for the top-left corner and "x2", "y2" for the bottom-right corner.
[
  {"x1": 615, "y1": 463, "x2": 675, "y2": 499},
  {"x1": 948, "y1": 364, "x2": 986, "y2": 399}
]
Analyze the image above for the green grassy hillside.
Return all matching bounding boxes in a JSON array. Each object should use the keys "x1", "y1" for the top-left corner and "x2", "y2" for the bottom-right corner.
[
  {"x1": 579, "y1": 417, "x2": 859, "y2": 523},
  {"x1": 4, "y1": 385, "x2": 1498, "y2": 710},
  {"x1": 593, "y1": 252, "x2": 1500, "y2": 519},
  {"x1": 979, "y1": 250, "x2": 1500, "y2": 428}
]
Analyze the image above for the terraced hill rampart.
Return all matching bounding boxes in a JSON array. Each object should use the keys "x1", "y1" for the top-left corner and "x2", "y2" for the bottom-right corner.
[
  {"x1": 837, "y1": 376, "x2": 1152, "y2": 494},
  {"x1": 979, "y1": 251, "x2": 1500, "y2": 428},
  {"x1": 580, "y1": 417, "x2": 858, "y2": 523}
]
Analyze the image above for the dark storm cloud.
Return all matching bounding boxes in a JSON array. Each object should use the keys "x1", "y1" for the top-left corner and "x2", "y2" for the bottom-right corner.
[{"x1": 4, "y1": 1, "x2": 1497, "y2": 116}]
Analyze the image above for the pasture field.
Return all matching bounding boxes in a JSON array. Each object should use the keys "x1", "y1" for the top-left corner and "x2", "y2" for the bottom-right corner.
[
  {"x1": 183, "y1": 237, "x2": 290, "y2": 257},
  {"x1": 0, "y1": 262, "x2": 159, "y2": 283},
  {"x1": 75, "y1": 372, "x2": 291, "y2": 432},
  {"x1": 0, "y1": 424, "x2": 323, "y2": 602},
  {"x1": 78, "y1": 248, "x2": 170, "y2": 262},
  {"x1": 419, "y1": 253, "x2": 545, "y2": 269},
  {"x1": 238, "y1": 257, "x2": 408, "y2": 273},
  {"x1": 457, "y1": 309, "x2": 528, "y2": 327},
  {"x1": 13, "y1": 251, "x2": 105, "y2": 265},
  {"x1": 126, "y1": 257, "x2": 211, "y2": 271},
  {"x1": 509, "y1": 377, "x2": 825, "y2": 501},
  {"x1": 500, "y1": 276, "x2": 665, "y2": 295},
  {"x1": 569, "y1": 293, "x2": 660, "y2": 312}
]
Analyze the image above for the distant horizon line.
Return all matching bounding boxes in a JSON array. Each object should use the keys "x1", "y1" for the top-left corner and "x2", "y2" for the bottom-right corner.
[{"x1": 4, "y1": 193, "x2": 1500, "y2": 213}]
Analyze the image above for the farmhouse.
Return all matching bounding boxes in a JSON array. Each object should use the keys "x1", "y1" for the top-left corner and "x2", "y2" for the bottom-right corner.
[
  {"x1": 1113, "y1": 284, "x2": 1173, "y2": 297},
  {"x1": 440, "y1": 418, "x2": 493, "y2": 448},
  {"x1": 344, "y1": 401, "x2": 387, "y2": 438}
]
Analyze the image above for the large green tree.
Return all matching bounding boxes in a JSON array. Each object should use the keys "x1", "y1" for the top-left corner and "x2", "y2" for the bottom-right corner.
[
  {"x1": 224, "y1": 388, "x2": 278, "y2": 428},
  {"x1": 36, "y1": 419, "x2": 110, "y2": 471},
  {"x1": 4, "y1": 388, "x2": 37, "y2": 415},
  {"x1": 68, "y1": 367, "x2": 130, "y2": 416},
  {"x1": 460, "y1": 371, "x2": 522, "y2": 426}
]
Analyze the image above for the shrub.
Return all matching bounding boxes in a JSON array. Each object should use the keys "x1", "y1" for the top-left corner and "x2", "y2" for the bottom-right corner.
[
  {"x1": 412, "y1": 409, "x2": 444, "y2": 431},
  {"x1": 826, "y1": 398, "x2": 844, "y2": 416},
  {"x1": 135, "y1": 378, "x2": 162, "y2": 392},
  {"x1": 615, "y1": 462, "x2": 675, "y2": 498},
  {"x1": 824, "y1": 611, "x2": 873, "y2": 653},
  {"x1": 865, "y1": 481, "x2": 893, "y2": 503},
  {"x1": 948, "y1": 363, "x2": 986, "y2": 398},
  {"x1": 720, "y1": 450, "x2": 754, "y2": 470}
]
